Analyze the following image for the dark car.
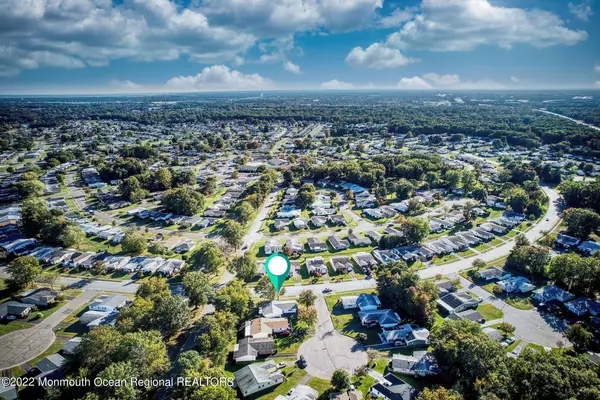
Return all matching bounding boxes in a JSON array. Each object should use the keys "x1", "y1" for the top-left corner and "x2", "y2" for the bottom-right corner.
[
  {"x1": 322, "y1": 288, "x2": 332, "y2": 293},
  {"x1": 298, "y1": 355, "x2": 307, "y2": 368}
]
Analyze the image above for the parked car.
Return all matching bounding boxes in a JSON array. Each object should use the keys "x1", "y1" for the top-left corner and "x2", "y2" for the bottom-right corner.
[
  {"x1": 322, "y1": 288, "x2": 332, "y2": 293},
  {"x1": 278, "y1": 362, "x2": 287, "y2": 368},
  {"x1": 298, "y1": 355, "x2": 307, "y2": 368}
]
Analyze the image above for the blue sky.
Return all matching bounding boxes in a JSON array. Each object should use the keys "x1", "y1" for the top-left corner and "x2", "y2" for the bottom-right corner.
[{"x1": 1, "y1": 0, "x2": 599, "y2": 94}]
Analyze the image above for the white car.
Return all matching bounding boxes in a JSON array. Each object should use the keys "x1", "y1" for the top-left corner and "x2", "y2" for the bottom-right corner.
[{"x1": 278, "y1": 362, "x2": 287, "y2": 368}]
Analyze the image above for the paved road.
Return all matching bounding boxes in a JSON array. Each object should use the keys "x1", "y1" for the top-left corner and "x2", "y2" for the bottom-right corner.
[
  {"x1": 297, "y1": 297, "x2": 367, "y2": 379},
  {"x1": 0, "y1": 290, "x2": 97, "y2": 370},
  {"x1": 458, "y1": 276, "x2": 568, "y2": 348}
]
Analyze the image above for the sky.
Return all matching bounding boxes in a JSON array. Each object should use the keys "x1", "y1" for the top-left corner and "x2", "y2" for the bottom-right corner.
[{"x1": 1, "y1": 0, "x2": 599, "y2": 94}]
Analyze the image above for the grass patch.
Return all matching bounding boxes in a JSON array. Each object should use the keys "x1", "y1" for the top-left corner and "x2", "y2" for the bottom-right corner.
[
  {"x1": 505, "y1": 296, "x2": 534, "y2": 310},
  {"x1": 0, "y1": 320, "x2": 35, "y2": 337},
  {"x1": 27, "y1": 339, "x2": 65, "y2": 366},
  {"x1": 476, "y1": 304, "x2": 503, "y2": 320},
  {"x1": 248, "y1": 365, "x2": 307, "y2": 400},
  {"x1": 307, "y1": 377, "x2": 332, "y2": 396},
  {"x1": 353, "y1": 375, "x2": 377, "y2": 397}
]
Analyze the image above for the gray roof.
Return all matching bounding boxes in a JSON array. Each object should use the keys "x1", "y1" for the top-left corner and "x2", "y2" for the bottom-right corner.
[
  {"x1": 233, "y1": 337, "x2": 275, "y2": 360},
  {"x1": 234, "y1": 360, "x2": 284, "y2": 394},
  {"x1": 90, "y1": 293, "x2": 128, "y2": 309},
  {"x1": 36, "y1": 354, "x2": 66, "y2": 373},
  {"x1": 372, "y1": 374, "x2": 417, "y2": 400}
]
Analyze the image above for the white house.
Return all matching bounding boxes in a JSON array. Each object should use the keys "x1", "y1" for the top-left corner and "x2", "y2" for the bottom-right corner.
[{"x1": 89, "y1": 294, "x2": 128, "y2": 312}]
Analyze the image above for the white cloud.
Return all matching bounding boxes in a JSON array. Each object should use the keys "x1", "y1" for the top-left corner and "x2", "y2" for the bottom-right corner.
[
  {"x1": 283, "y1": 61, "x2": 301, "y2": 74},
  {"x1": 201, "y1": 0, "x2": 384, "y2": 35},
  {"x1": 0, "y1": 0, "x2": 256, "y2": 76},
  {"x1": 421, "y1": 73, "x2": 460, "y2": 86},
  {"x1": 510, "y1": 76, "x2": 521, "y2": 83},
  {"x1": 320, "y1": 79, "x2": 355, "y2": 90},
  {"x1": 386, "y1": 0, "x2": 588, "y2": 51},
  {"x1": 397, "y1": 76, "x2": 432, "y2": 89},
  {"x1": 568, "y1": 2, "x2": 593, "y2": 21},
  {"x1": 595, "y1": 64, "x2": 600, "y2": 73},
  {"x1": 166, "y1": 65, "x2": 273, "y2": 91},
  {"x1": 109, "y1": 79, "x2": 142, "y2": 90},
  {"x1": 346, "y1": 43, "x2": 415, "y2": 69},
  {"x1": 397, "y1": 73, "x2": 504, "y2": 90},
  {"x1": 379, "y1": 7, "x2": 416, "y2": 28}
]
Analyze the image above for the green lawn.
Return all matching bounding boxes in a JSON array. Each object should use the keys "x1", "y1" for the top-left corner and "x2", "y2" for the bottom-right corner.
[
  {"x1": 27, "y1": 339, "x2": 65, "y2": 366},
  {"x1": 371, "y1": 358, "x2": 389, "y2": 374},
  {"x1": 248, "y1": 365, "x2": 307, "y2": 400},
  {"x1": 275, "y1": 332, "x2": 311, "y2": 355},
  {"x1": 329, "y1": 307, "x2": 380, "y2": 345},
  {"x1": 0, "y1": 320, "x2": 35, "y2": 337},
  {"x1": 431, "y1": 254, "x2": 460, "y2": 265},
  {"x1": 307, "y1": 377, "x2": 332, "y2": 396},
  {"x1": 505, "y1": 296, "x2": 534, "y2": 310},
  {"x1": 476, "y1": 304, "x2": 504, "y2": 320},
  {"x1": 353, "y1": 375, "x2": 377, "y2": 397}
]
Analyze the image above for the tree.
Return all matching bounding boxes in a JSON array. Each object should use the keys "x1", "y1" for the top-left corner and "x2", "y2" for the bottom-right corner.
[
  {"x1": 154, "y1": 295, "x2": 191, "y2": 333},
  {"x1": 76, "y1": 326, "x2": 123, "y2": 375},
  {"x1": 57, "y1": 224, "x2": 85, "y2": 247},
  {"x1": 114, "y1": 330, "x2": 170, "y2": 381},
  {"x1": 472, "y1": 186, "x2": 488, "y2": 202},
  {"x1": 161, "y1": 186, "x2": 205, "y2": 216},
  {"x1": 37, "y1": 271, "x2": 59, "y2": 290},
  {"x1": 152, "y1": 168, "x2": 172, "y2": 191},
  {"x1": 563, "y1": 208, "x2": 600, "y2": 239},
  {"x1": 221, "y1": 219, "x2": 244, "y2": 250},
  {"x1": 444, "y1": 170, "x2": 462, "y2": 188},
  {"x1": 7, "y1": 256, "x2": 42, "y2": 290},
  {"x1": 20, "y1": 198, "x2": 52, "y2": 239},
  {"x1": 400, "y1": 217, "x2": 430, "y2": 245},
  {"x1": 117, "y1": 296, "x2": 155, "y2": 332},
  {"x1": 505, "y1": 244, "x2": 550, "y2": 279},
  {"x1": 119, "y1": 176, "x2": 148, "y2": 203},
  {"x1": 331, "y1": 369, "x2": 352, "y2": 391},
  {"x1": 297, "y1": 305, "x2": 317, "y2": 328},
  {"x1": 230, "y1": 201, "x2": 254, "y2": 225},
  {"x1": 472, "y1": 258, "x2": 486, "y2": 271},
  {"x1": 16, "y1": 179, "x2": 44, "y2": 198},
  {"x1": 507, "y1": 187, "x2": 529, "y2": 213},
  {"x1": 183, "y1": 271, "x2": 214, "y2": 308},
  {"x1": 214, "y1": 279, "x2": 251, "y2": 318},
  {"x1": 565, "y1": 324, "x2": 593, "y2": 352},
  {"x1": 497, "y1": 322, "x2": 515, "y2": 337},
  {"x1": 137, "y1": 277, "x2": 170, "y2": 300},
  {"x1": 201, "y1": 176, "x2": 218, "y2": 196},
  {"x1": 461, "y1": 171, "x2": 476, "y2": 194},
  {"x1": 418, "y1": 387, "x2": 463, "y2": 400},
  {"x1": 296, "y1": 184, "x2": 316, "y2": 209},
  {"x1": 96, "y1": 361, "x2": 138, "y2": 400},
  {"x1": 548, "y1": 254, "x2": 600, "y2": 296},
  {"x1": 191, "y1": 242, "x2": 224, "y2": 274},
  {"x1": 121, "y1": 230, "x2": 147, "y2": 254},
  {"x1": 255, "y1": 275, "x2": 277, "y2": 300},
  {"x1": 228, "y1": 253, "x2": 257, "y2": 282},
  {"x1": 395, "y1": 178, "x2": 415, "y2": 200},
  {"x1": 298, "y1": 290, "x2": 317, "y2": 307},
  {"x1": 196, "y1": 312, "x2": 237, "y2": 366},
  {"x1": 462, "y1": 201, "x2": 477, "y2": 224}
]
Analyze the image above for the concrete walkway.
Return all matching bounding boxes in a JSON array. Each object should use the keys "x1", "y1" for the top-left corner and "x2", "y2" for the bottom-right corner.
[{"x1": 0, "y1": 290, "x2": 97, "y2": 370}]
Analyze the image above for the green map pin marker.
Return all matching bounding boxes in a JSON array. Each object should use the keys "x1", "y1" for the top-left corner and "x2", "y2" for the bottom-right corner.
[{"x1": 265, "y1": 253, "x2": 290, "y2": 293}]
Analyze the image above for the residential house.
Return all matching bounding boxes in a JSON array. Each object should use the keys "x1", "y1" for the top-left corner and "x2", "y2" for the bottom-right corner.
[
  {"x1": 328, "y1": 215, "x2": 347, "y2": 226},
  {"x1": 307, "y1": 237, "x2": 328, "y2": 253},
  {"x1": 89, "y1": 294, "x2": 128, "y2": 312},
  {"x1": 21, "y1": 289, "x2": 61, "y2": 307},
  {"x1": 276, "y1": 384, "x2": 318, "y2": 400},
  {"x1": 243, "y1": 318, "x2": 290, "y2": 338},
  {"x1": 174, "y1": 239, "x2": 196, "y2": 253},
  {"x1": 61, "y1": 337, "x2": 82, "y2": 355},
  {"x1": 348, "y1": 233, "x2": 371, "y2": 247},
  {"x1": 556, "y1": 234, "x2": 580, "y2": 248},
  {"x1": 329, "y1": 256, "x2": 354, "y2": 273},
  {"x1": 481, "y1": 222, "x2": 508, "y2": 234},
  {"x1": 259, "y1": 300, "x2": 298, "y2": 318},
  {"x1": 265, "y1": 239, "x2": 283, "y2": 255},
  {"x1": 274, "y1": 219, "x2": 290, "y2": 231},
  {"x1": 341, "y1": 294, "x2": 380, "y2": 311},
  {"x1": 306, "y1": 256, "x2": 328, "y2": 275},
  {"x1": 366, "y1": 231, "x2": 383, "y2": 244},
  {"x1": 533, "y1": 285, "x2": 575, "y2": 304},
  {"x1": 358, "y1": 309, "x2": 401, "y2": 329},
  {"x1": 352, "y1": 252, "x2": 378, "y2": 271},
  {"x1": 437, "y1": 292, "x2": 480, "y2": 315},
  {"x1": 447, "y1": 309, "x2": 485, "y2": 323},
  {"x1": 233, "y1": 337, "x2": 276, "y2": 363},
  {"x1": 565, "y1": 298, "x2": 600, "y2": 316},
  {"x1": 1, "y1": 301, "x2": 33, "y2": 318},
  {"x1": 310, "y1": 216, "x2": 327, "y2": 228},
  {"x1": 370, "y1": 374, "x2": 418, "y2": 400},
  {"x1": 285, "y1": 239, "x2": 304, "y2": 254},
  {"x1": 234, "y1": 361, "x2": 285, "y2": 398},
  {"x1": 35, "y1": 354, "x2": 67, "y2": 375},
  {"x1": 471, "y1": 228, "x2": 494, "y2": 241},
  {"x1": 293, "y1": 218, "x2": 308, "y2": 230},
  {"x1": 390, "y1": 352, "x2": 438, "y2": 377},
  {"x1": 380, "y1": 324, "x2": 430, "y2": 347},
  {"x1": 478, "y1": 267, "x2": 509, "y2": 281},
  {"x1": 434, "y1": 280, "x2": 456, "y2": 296},
  {"x1": 497, "y1": 277, "x2": 535, "y2": 294},
  {"x1": 578, "y1": 241, "x2": 600, "y2": 255}
]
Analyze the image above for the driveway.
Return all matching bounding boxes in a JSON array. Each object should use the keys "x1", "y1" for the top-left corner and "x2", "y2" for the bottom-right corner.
[
  {"x1": 0, "y1": 290, "x2": 97, "y2": 370},
  {"x1": 297, "y1": 297, "x2": 367, "y2": 379},
  {"x1": 458, "y1": 276, "x2": 569, "y2": 347}
]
